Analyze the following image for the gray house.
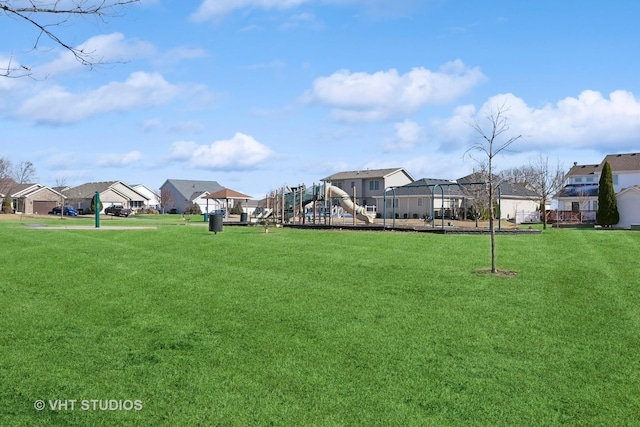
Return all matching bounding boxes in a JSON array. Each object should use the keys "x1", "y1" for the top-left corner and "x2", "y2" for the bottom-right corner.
[
  {"x1": 159, "y1": 179, "x2": 224, "y2": 214},
  {"x1": 386, "y1": 174, "x2": 539, "y2": 223}
]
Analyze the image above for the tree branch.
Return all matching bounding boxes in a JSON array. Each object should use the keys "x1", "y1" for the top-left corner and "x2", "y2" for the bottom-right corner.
[{"x1": 1, "y1": 0, "x2": 139, "y2": 77}]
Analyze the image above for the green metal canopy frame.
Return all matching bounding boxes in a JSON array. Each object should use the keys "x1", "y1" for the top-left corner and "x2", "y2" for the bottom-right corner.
[{"x1": 382, "y1": 181, "x2": 502, "y2": 230}]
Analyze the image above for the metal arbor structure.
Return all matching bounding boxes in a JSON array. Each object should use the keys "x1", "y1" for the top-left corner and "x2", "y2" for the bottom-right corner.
[{"x1": 382, "y1": 181, "x2": 503, "y2": 230}]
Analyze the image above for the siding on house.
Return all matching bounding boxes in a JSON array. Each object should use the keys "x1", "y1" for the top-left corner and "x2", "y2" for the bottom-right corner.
[
  {"x1": 321, "y1": 168, "x2": 414, "y2": 213},
  {"x1": 556, "y1": 152, "x2": 640, "y2": 217},
  {"x1": 616, "y1": 185, "x2": 640, "y2": 229},
  {"x1": 160, "y1": 179, "x2": 224, "y2": 214},
  {"x1": 10, "y1": 184, "x2": 64, "y2": 214},
  {"x1": 63, "y1": 181, "x2": 149, "y2": 213}
]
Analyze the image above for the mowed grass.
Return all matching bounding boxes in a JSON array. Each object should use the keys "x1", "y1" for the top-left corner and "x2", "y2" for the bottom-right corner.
[{"x1": 1, "y1": 217, "x2": 639, "y2": 426}]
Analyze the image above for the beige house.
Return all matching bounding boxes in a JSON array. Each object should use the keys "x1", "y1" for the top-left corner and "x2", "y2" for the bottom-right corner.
[
  {"x1": 321, "y1": 168, "x2": 414, "y2": 215},
  {"x1": 63, "y1": 181, "x2": 149, "y2": 214},
  {"x1": 3, "y1": 183, "x2": 65, "y2": 214}
]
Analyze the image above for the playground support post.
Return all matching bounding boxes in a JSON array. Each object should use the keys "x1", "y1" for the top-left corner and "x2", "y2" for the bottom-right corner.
[
  {"x1": 353, "y1": 186, "x2": 356, "y2": 226},
  {"x1": 95, "y1": 191, "x2": 100, "y2": 228}
]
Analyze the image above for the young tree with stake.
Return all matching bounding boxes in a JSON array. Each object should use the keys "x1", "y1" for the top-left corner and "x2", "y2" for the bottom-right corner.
[{"x1": 466, "y1": 104, "x2": 522, "y2": 274}]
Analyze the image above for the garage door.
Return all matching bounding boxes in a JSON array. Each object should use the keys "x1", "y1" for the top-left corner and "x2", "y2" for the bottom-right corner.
[{"x1": 33, "y1": 201, "x2": 57, "y2": 215}]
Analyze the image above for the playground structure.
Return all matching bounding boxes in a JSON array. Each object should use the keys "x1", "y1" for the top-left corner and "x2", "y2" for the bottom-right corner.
[{"x1": 255, "y1": 183, "x2": 375, "y2": 225}]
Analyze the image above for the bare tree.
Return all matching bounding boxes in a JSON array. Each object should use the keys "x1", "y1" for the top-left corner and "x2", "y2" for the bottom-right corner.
[
  {"x1": 159, "y1": 187, "x2": 175, "y2": 214},
  {"x1": 12, "y1": 160, "x2": 37, "y2": 184},
  {"x1": 526, "y1": 155, "x2": 565, "y2": 229},
  {"x1": 500, "y1": 155, "x2": 565, "y2": 229},
  {"x1": 465, "y1": 104, "x2": 522, "y2": 274},
  {"x1": 55, "y1": 176, "x2": 68, "y2": 218},
  {"x1": 499, "y1": 164, "x2": 537, "y2": 188},
  {"x1": 1, "y1": 0, "x2": 139, "y2": 77}
]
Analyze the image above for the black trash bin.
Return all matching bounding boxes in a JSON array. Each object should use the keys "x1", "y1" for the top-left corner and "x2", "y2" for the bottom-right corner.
[
  {"x1": 209, "y1": 214, "x2": 223, "y2": 234},
  {"x1": 240, "y1": 212, "x2": 248, "y2": 223}
]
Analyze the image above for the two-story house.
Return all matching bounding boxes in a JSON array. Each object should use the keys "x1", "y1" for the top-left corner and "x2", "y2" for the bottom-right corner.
[
  {"x1": 555, "y1": 152, "x2": 640, "y2": 225},
  {"x1": 320, "y1": 168, "x2": 414, "y2": 216}
]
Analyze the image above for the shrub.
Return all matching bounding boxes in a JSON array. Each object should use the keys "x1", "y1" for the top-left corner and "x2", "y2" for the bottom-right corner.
[
  {"x1": 230, "y1": 201, "x2": 244, "y2": 215},
  {"x1": 2, "y1": 196, "x2": 12, "y2": 214},
  {"x1": 596, "y1": 161, "x2": 619, "y2": 227},
  {"x1": 413, "y1": 213, "x2": 419, "y2": 219},
  {"x1": 185, "y1": 204, "x2": 202, "y2": 215},
  {"x1": 90, "y1": 194, "x2": 103, "y2": 214}
]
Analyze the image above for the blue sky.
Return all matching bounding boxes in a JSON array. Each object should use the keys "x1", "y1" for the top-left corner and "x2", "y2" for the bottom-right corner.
[{"x1": 2, "y1": 0, "x2": 640, "y2": 197}]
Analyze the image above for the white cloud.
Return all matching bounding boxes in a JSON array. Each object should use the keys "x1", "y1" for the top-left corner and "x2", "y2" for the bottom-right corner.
[
  {"x1": 39, "y1": 33, "x2": 156, "y2": 77},
  {"x1": 96, "y1": 151, "x2": 143, "y2": 167},
  {"x1": 431, "y1": 90, "x2": 640, "y2": 151},
  {"x1": 17, "y1": 72, "x2": 180, "y2": 124},
  {"x1": 306, "y1": 60, "x2": 486, "y2": 121},
  {"x1": 169, "y1": 133, "x2": 273, "y2": 170},
  {"x1": 382, "y1": 119, "x2": 423, "y2": 152}
]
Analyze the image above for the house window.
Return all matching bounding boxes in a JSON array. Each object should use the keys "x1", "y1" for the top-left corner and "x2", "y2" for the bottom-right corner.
[
  {"x1": 592, "y1": 201, "x2": 597, "y2": 211},
  {"x1": 613, "y1": 175, "x2": 619, "y2": 185},
  {"x1": 586, "y1": 177, "x2": 594, "y2": 183},
  {"x1": 574, "y1": 177, "x2": 583, "y2": 183},
  {"x1": 571, "y1": 202, "x2": 580, "y2": 212},
  {"x1": 417, "y1": 198, "x2": 423, "y2": 207},
  {"x1": 369, "y1": 180, "x2": 380, "y2": 191}
]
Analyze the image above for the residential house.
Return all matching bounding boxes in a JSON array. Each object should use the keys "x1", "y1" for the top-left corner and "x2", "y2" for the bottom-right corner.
[
  {"x1": 131, "y1": 184, "x2": 161, "y2": 210},
  {"x1": 555, "y1": 152, "x2": 640, "y2": 224},
  {"x1": 2, "y1": 183, "x2": 64, "y2": 214},
  {"x1": 388, "y1": 175, "x2": 538, "y2": 223},
  {"x1": 321, "y1": 168, "x2": 414, "y2": 215},
  {"x1": 159, "y1": 179, "x2": 225, "y2": 214},
  {"x1": 616, "y1": 185, "x2": 640, "y2": 229},
  {"x1": 63, "y1": 181, "x2": 149, "y2": 214}
]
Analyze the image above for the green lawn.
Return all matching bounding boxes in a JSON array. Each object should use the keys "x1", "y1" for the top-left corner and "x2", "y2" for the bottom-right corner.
[{"x1": 1, "y1": 217, "x2": 639, "y2": 426}]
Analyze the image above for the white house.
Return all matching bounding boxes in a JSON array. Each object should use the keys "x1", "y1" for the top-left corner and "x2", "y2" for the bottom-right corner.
[
  {"x1": 131, "y1": 184, "x2": 161, "y2": 210},
  {"x1": 555, "y1": 152, "x2": 640, "y2": 223},
  {"x1": 159, "y1": 179, "x2": 225, "y2": 214},
  {"x1": 616, "y1": 185, "x2": 640, "y2": 229}
]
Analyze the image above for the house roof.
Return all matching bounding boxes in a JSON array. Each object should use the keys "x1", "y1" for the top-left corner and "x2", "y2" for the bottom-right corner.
[
  {"x1": 566, "y1": 163, "x2": 600, "y2": 176},
  {"x1": 204, "y1": 188, "x2": 252, "y2": 200},
  {"x1": 391, "y1": 177, "x2": 536, "y2": 198},
  {"x1": 617, "y1": 185, "x2": 640, "y2": 197},
  {"x1": 393, "y1": 178, "x2": 466, "y2": 196},
  {"x1": 162, "y1": 179, "x2": 224, "y2": 202},
  {"x1": 567, "y1": 152, "x2": 640, "y2": 176},
  {"x1": 321, "y1": 167, "x2": 414, "y2": 182},
  {"x1": 63, "y1": 181, "x2": 149, "y2": 201},
  {"x1": 9, "y1": 183, "x2": 65, "y2": 199},
  {"x1": 63, "y1": 181, "x2": 119, "y2": 198}
]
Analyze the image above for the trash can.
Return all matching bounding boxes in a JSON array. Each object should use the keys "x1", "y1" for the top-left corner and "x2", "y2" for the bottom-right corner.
[
  {"x1": 240, "y1": 212, "x2": 248, "y2": 223},
  {"x1": 203, "y1": 213, "x2": 208, "y2": 222},
  {"x1": 209, "y1": 214, "x2": 223, "y2": 234}
]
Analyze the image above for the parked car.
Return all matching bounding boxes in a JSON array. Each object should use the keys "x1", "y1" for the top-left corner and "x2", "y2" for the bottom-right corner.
[
  {"x1": 49, "y1": 206, "x2": 79, "y2": 216},
  {"x1": 104, "y1": 205, "x2": 132, "y2": 217}
]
